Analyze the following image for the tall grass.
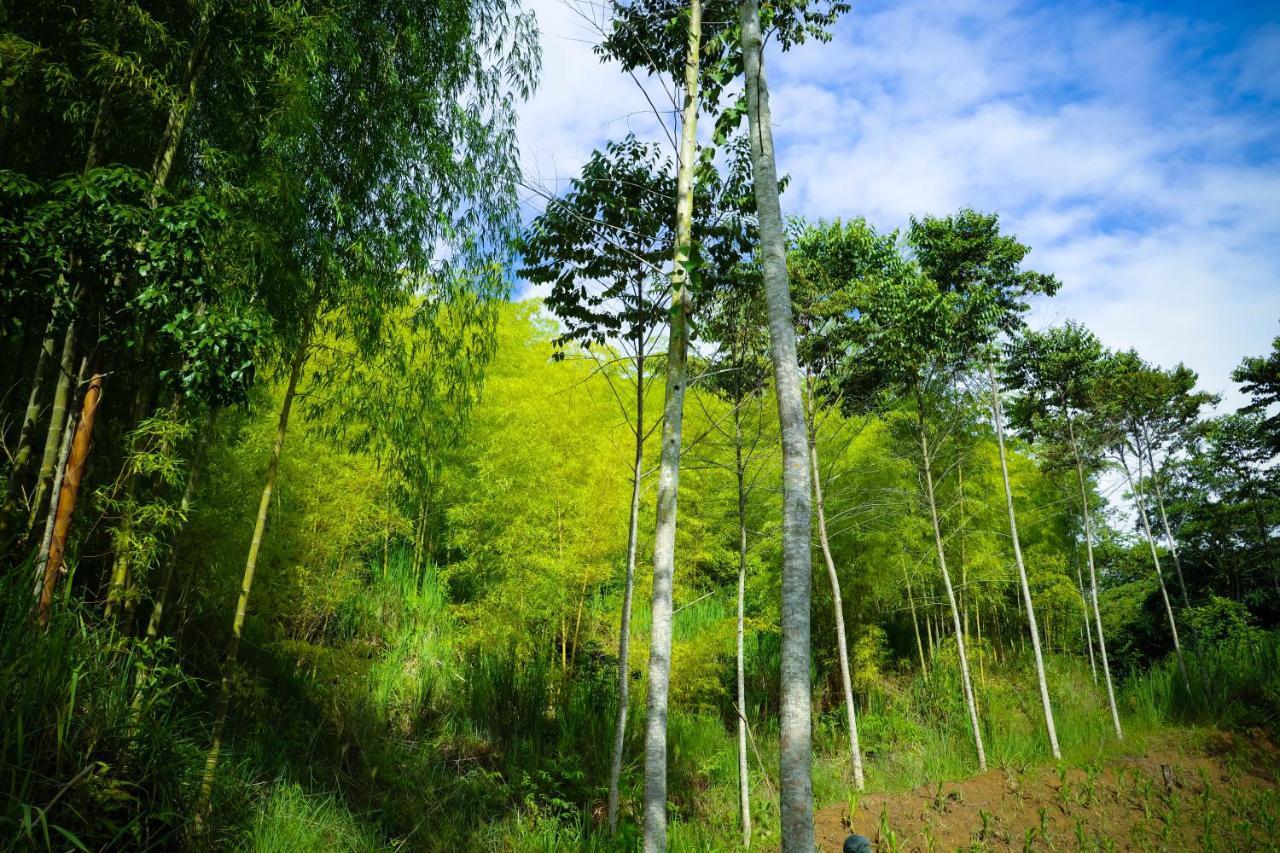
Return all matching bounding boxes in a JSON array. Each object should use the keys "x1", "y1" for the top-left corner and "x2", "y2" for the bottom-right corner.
[
  {"x1": 236, "y1": 782, "x2": 382, "y2": 852},
  {"x1": 1125, "y1": 631, "x2": 1280, "y2": 731},
  {"x1": 0, "y1": 562, "x2": 202, "y2": 850},
  {"x1": 201, "y1": 549, "x2": 641, "y2": 847},
  {"x1": 9, "y1": 539, "x2": 1277, "y2": 851}
]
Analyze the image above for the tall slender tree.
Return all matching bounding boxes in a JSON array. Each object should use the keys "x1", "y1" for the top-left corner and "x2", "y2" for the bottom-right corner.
[
  {"x1": 640, "y1": 1, "x2": 701, "y2": 841},
  {"x1": 1005, "y1": 323, "x2": 1124, "y2": 738},
  {"x1": 737, "y1": 1, "x2": 814, "y2": 842},
  {"x1": 521, "y1": 136, "x2": 671, "y2": 833},
  {"x1": 701, "y1": 275, "x2": 771, "y2": 846},
  {"x1": 1093, "y1": 349, "x2": 1196, "y2": 689},
  {"x1": 909, "y1": 210, "x2": 1061, "y2": 760},
  {"x1": 790, "y1": 219, "x2": 907, "y2": 791},
  {"x1": 988, "y1": 363, "x2": 1060, "y2": 758}
]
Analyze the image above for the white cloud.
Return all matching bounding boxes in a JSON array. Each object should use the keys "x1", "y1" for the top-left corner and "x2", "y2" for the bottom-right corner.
[
  {"x1": 517, "y1": 0, "x2": 677, "y2": 192},
  {"x1": 516, "y1": 0, "x2": 1280, "y2": 407}
]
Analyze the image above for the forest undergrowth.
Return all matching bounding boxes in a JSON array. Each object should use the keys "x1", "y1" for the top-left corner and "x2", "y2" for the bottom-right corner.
[{"x1": 5, "y1": 546, "x2": 1278, "y2": 852}]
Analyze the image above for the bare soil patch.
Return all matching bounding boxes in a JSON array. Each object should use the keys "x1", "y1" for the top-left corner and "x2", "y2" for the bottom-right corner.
[{"x1": 815, "y1": 730, "x2": 1280, "y2": 851}]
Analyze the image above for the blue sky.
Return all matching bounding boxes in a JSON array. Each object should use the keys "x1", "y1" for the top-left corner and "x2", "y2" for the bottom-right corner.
[{"x1": 516, "y1": 0, "x2": 1280, "y2": 408}]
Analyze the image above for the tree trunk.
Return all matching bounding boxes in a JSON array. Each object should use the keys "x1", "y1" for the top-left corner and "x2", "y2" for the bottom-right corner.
[
  {"x1": 1, "y1": 315, "x2": 55, "y2": 530},
  {"x1": 557, "y1": 510, "x2": 568, "y2": 674},
  {"x1": 106, "y1": 371, "x2": 158, "y2": 625},
  {"x1": 643, "y1": 2, "x2": 701, "y2": 845},
  {"x1": 1121, "y1": 449, "x2": 1190, "y2": 690},
  {"x1": 1019, "y1": 603, "x2": 1026, "y2": 655},
  {"x1": 990, "y1": 367, "x2": 1059, "y2": 759},
  {"x1": 381, "y1": 478, "x2": 391, "y2": 579},
  {"x1": 570, "y1": 571, "x2": 589, "y2": 668},
  {"x1": 738, "y1": 0, "x2": 815, "y2": 844},
  {"x1": 976, "y1": 601, "x2": 986, "y2": 688},
  {"x1": 607, "y1": 356, "x2": 644, "y2": 833},
  {"x1": 917, "y1": 388, "x2": 986, "y2": 771},
  {"x1": 1141, "y1": 427, "x2": 1191, "y2": 610},
  {"x1": 992, "y1": 603, "x2": 1003, "y2": 663},
  {"x1": 27, "y1": 322, "x2": 77, "y2": 535},
  {"x1": 147, "y1": 10, "x2": 213, "y2": 202},
  {"x1": 734, "y1": 404, "x2": 752, "y2": 848},
  {"x1": 1076, "y1": 561, "x2": 1097, "y2": 684},
  {"x1": 412, "y1": 504, "x2": 427, "y2": 575},
  {"x1": 956, "y1": 457, "x2": 969, "y2": 639},
  {"x1": 807, "y1": 391, "x2": 864, "y2": 789},
  {"x1": 35, "y1": 370, "x2": 102, "y2": 624},
  {"x1": 107, "y1": 482, "x2": 135, "y2": 623},
  {"x1": 145, "y1": 410, "x2": 217, "y2": 641},
  {"x1": 905, "y1": 560, "x2": 927, "y2": 681},
  {"x1": 198, "y1": 305, "x2": 314, "y2": 812},
  {"x1": 33, "y1": 360, "x2": 82, "y2": 595},
  {"x1": 84, "y1": 84, "x2": 112, "y2": 173}
]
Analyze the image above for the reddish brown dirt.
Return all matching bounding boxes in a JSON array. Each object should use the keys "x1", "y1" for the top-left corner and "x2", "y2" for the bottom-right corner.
[{"x1": 815, "y1": 730, "x2": 1280, "y2": 851}]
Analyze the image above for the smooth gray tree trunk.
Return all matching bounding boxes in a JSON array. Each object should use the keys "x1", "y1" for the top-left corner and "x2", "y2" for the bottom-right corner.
[
  {"x1": 643, "y1": 2, "x2": 701, "y2": 846},
  {"x1": 734, "y1": 407, "x2": 751, "y2": 848},
  {"x1": 808, "y1": 411, "x2": 865, "y2": 789},
  {"x1": 1121, "y1": 449, "x2": 1190, "y2": 690},
  {"x1": 607, "y1": 355, "x2": 645, "y2": 833},
  {"x1": 990, "y1": 368, "x2": 1060, "y2": 759},
  {"x1": 1076, "y1": 561, "x2": 1098, "y2": 684},
  {"x1": 917, "y1": 391, "x2": 986, "y2": 771},
  {"x1": 904, "y1": 561, "x2": 928, "y2": 681},
  {"x1": 738, "y1": 1, "x2": 815, "y2": 845},
  {"x1": 1141, "y1": 428, "x2": 1191, "y2": 610},
  {"x1": 956, "y1": 458, "x2": 969, "y2": 639}
]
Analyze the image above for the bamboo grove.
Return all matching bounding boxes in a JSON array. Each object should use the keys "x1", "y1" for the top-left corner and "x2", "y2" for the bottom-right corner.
[{"x1": 2, "y1": 0, "x2": 1279, "y2": 850}]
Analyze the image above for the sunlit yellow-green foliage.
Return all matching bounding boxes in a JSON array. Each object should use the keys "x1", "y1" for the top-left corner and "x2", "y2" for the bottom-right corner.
[
  {"x1": 435, "y1": 302, "x2": 784, "y2": 708},
  {"x1": 179, "y1": 299, "x2": 1091, "y2": 717},
  {"x1": 176, "y1": 300, "x2": 1093, "y2": 781},
  {"x1": 440, "y1": 302, "x2": 636, "y2": 658},
  {"x1": 183, "y1": 386, "x2": 394, "y2": 645}
]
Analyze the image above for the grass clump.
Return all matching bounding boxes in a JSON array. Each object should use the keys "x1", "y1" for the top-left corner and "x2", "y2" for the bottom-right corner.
[{"x1": 237, "y1": 782, "x2": 382, "y2": 853}]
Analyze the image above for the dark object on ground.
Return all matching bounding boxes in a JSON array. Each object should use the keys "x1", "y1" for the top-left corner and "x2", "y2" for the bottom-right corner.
[{"x1": 844, "y1": 834, "x2": 873, "y2": 853}]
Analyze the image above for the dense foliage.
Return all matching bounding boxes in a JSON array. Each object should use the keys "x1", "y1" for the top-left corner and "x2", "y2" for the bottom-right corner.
[{"x1": 1, "y1": 1, "x2": 1277, "y2": 851}]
